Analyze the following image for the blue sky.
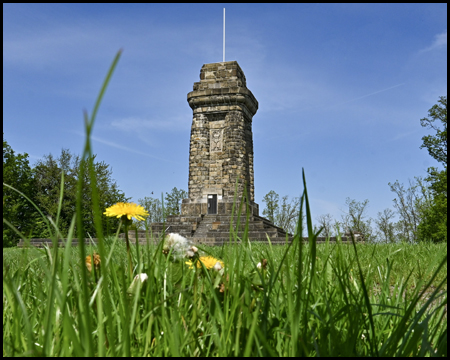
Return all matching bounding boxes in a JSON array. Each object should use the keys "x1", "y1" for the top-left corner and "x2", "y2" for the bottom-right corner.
[{"x1": 3, "y1": 3, "x2": 447, "y2": 224}]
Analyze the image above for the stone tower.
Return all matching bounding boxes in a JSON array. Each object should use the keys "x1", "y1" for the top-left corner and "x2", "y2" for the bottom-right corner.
[
  {"x1": 181, "y1": 61, "x2": 259, "y2": 217},
  {"x1": 140, "y1": 61, "x2": 292, "y2": 245}
]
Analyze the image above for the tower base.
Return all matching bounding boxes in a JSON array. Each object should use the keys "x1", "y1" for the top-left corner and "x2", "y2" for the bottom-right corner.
[{"x1": 124, "y1": 213, "x2": 292, "y2": 246}]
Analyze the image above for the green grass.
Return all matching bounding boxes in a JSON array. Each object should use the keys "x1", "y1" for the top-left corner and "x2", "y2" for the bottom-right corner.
[
  {"x1": 3, "y1": 234, "x2": 447, "y2": 356},
  {"x1": 4, "y1": 241, "x2": 446, "y2": 298},
  {"x1": 3, "y1": 50, "x2": 447, "y2": 357}
]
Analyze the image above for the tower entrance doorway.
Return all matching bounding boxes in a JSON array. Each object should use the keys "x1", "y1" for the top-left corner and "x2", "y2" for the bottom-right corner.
[{"x1": 207, "y1": 194, "x2": 217, "y2": 214}]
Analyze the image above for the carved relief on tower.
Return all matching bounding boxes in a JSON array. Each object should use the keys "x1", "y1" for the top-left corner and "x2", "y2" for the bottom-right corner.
[{"x1": 210, "y1": 129, "x2": 223, "y2": 152}]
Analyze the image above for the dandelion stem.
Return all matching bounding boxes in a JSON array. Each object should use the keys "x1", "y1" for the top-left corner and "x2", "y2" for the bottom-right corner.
[{"x1": 124, "y1": 220, "x2": 133, "y2": 280}]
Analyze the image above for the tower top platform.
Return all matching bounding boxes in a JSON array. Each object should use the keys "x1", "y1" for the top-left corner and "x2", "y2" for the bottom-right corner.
[{"x1": 187, "y1": 61, "x2": 258, "y2": 117}]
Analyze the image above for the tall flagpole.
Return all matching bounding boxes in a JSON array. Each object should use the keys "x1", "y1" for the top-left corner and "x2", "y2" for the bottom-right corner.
[{"x1": 223, "y1": 8, "x2": 225, "y2": 62}]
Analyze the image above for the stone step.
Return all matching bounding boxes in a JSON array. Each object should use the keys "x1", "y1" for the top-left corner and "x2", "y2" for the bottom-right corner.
[
  {"x1": 192, "y1": 237, "x2": 291, "y2": 246},
  {"x1": 151, "y1": 219, "x2": 286, "y2": 232}
]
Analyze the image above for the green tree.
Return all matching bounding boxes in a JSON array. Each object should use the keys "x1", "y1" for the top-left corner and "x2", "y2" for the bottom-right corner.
[
  {"x1": 136, "y1": 196, "x2": 164, "y2": 229},
  {"x1": 262, "y1": 190, "x2": 300, "y2": 234},
  {"x1": 3, "y1": 136, "x2": 37, "y2": 247},
  {"x1": 417, "y1": 96, "x2": 447, "y2": 242},
  {"x1": 277, "y1": 195, "x2": 301, "y2": 234},
  {"x1": 33, "y1": 149, "x2": 128, "y2": 238},
  {"x1": 341, "y1": 198, "x2": 374, "y2": 241},
  {"x1": 374, "y1": 208, "x2": 397, "y2": 243},
  {"x1": 315, "y1": 213, "x2": 335, "y2": 238},
  {"x1": 262, "y1": 190, "x2": 279, "y2": 224},
  {"x1": 416, "y1": 168, "x2": 447, "y2": 242},
  {"x1": 388, "y1": 177, "x2": 430, "y2": 243},
  {"x1": 165, "y1": 187, "x2": 187, "y2": 216},
  {"x1": 420, "y1": 96, "x2": 447, "y2": 165},
  {"x1": 416, "y1": 178, "x2": 447, "y2": 242},
  {"x1": 135, "y1": 188, "x2": 187, "y2": 229},
  {"x1": 33, "y1": 151, "x2": 74, "y2": 238}
]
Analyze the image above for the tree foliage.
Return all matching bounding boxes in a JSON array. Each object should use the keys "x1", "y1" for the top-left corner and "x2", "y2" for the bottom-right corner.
[
  {"x1": 420, "y1": 96, "x2": 447, "y2": 165},
  {"x1": 3, "y1": 137, "x2": 37, "y2": 247},
  {"x1": 3, "y1": 143, "x2": 129, "y2": 246},
  {"x1": 417, "y1": 96, "x2": 447, "y2": 242},
  {"x1": 341, "y1": 198, "x2": 374, "y2": 241},
  {"x1": 261, "y1": 190, "x2": 279, "y2": 224},
  {"x1": 388, "y1": 177, "x2": 431, "y2": 243},
  {"x1": 165, "y1": 187, "x2": 188, "y2": 216},
  {"x1": 315, "y1": 213, "x2": 335, "y2": 238},
  {"x1": 136, "y1": 196, "x2": 164, "y2": 229},
  {"x1": 417, "y1": 169, "x2": 447, "y2": 242},
  {"x1": 136, "y1": 187, "x2": 188, "y2": 229},
  {"x1": 32, "y1": 149, "x2": 129, "y2": 238},
  {"x1": 262, "y1": 190, "x2": 300, "y2": 234},
  {"x1": 374, "y1": 208, "x2": 397, "y2": 243}
]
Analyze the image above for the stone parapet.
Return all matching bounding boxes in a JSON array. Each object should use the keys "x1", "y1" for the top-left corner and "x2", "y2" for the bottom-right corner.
[
  {"x1": 17, "y1": 233, "x2": 363, "y2": 248},
  {"x1": 187, "y1": 92, "x2": 258, "y2": 118},
  {"x1": 187, "y1": 61, "x2": 258, "y2": 122},
  {"x1": 17, "y1": 238, "x2": 98, "y2": 248}
]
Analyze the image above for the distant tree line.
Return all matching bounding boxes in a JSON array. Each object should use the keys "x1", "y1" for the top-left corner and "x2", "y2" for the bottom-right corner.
[
  {"x1": 5, "y1": 96, "x2": 444, "y2": 246},
  {"x1": 261, "y1": 96, "x2": 447, "y2": 243},
  {"x1": 133, "y1": 187, "x2": 188, "y2": 230},
  {"x1": 3, "y1": 143, "x2": 128, "y2": 247}
]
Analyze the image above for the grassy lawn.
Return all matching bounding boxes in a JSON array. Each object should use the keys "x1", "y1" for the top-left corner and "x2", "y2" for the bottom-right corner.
[
  {"x1": 3, "y1": 237, "x2": 447, "y2": 356},
  {"x1": 5, "y1": 240, "x2": 446, "y2": 289}
]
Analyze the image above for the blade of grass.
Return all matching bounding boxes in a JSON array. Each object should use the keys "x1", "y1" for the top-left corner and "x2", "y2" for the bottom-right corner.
[
  {"x1": 350, "y1": 233, "x2": 379, "y2": 356},
  {"x1": 75, "y1": 49, "x2": 122, "y2": 356}
]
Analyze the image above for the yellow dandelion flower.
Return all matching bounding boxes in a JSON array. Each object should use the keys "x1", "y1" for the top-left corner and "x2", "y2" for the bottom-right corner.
[
  {"x1": 186, "y1": 256, "x2": 224, "y2": 270},
  {"x1": 104, "y1": 202, "x2": 149, "y2": 221}
]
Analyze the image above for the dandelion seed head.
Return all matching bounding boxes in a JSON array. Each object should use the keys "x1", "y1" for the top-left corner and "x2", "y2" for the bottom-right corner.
[
  {"x1": 186, "y1": 249, "x2": 195, "y2": 258},
  {"x1": 164, "y1": 233, "x2": 196, "y2": 259}
]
